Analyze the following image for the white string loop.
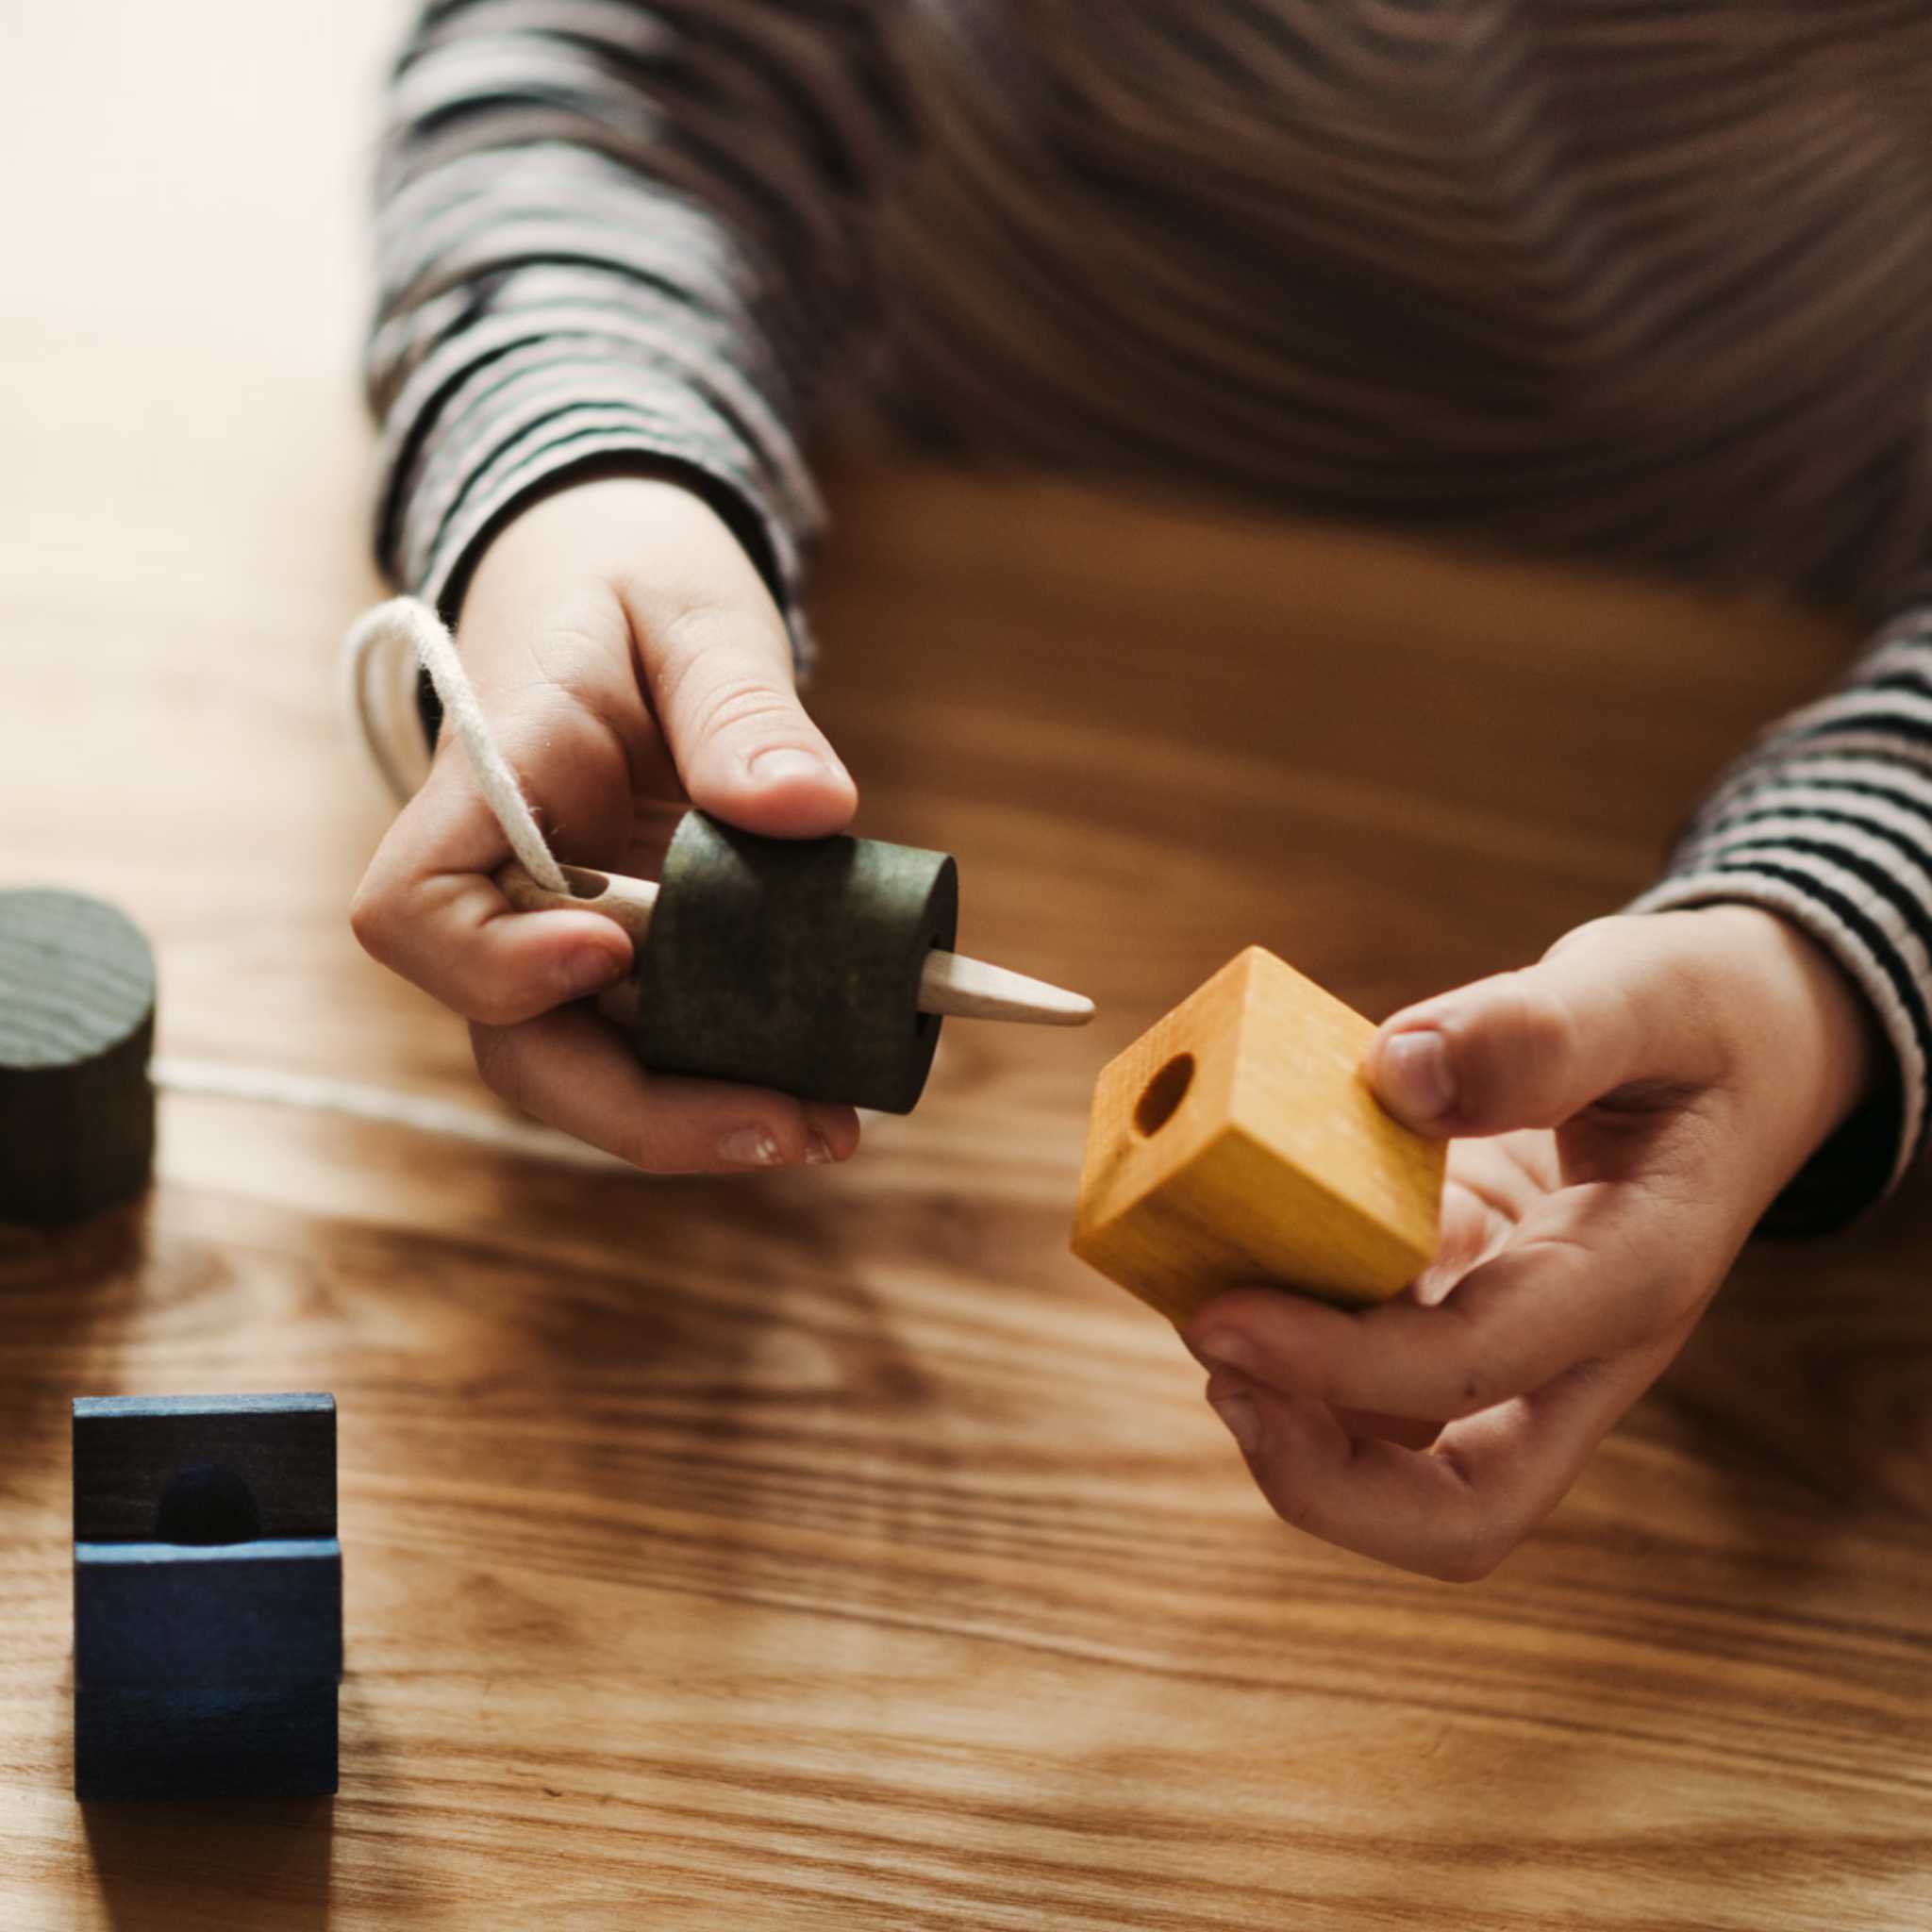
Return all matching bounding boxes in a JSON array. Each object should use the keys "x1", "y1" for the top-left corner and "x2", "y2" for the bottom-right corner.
[
  {"x1": 141, "y1": 601, "x2": 612, "y2": 1173},
  {"x1": 152, "y1": 1057, "x2": 624, "y2": 1168},
  {"x1": 341, "y1": 597, "x2": 569, "y2": 894}
]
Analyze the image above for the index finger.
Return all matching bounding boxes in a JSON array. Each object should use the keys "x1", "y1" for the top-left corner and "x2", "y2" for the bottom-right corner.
[
  {"x1": 1205, "y1": 1323, "x2": 1679, "y2": 1579},
  {"x1": 351, "y1": 754, "x2": 635, "y2": 1025}
]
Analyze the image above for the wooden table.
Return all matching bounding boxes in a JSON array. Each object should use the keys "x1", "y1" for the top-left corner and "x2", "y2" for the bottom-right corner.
[{"x1": 2, "y1": 6, "x2": 1927, "y2": 1926}]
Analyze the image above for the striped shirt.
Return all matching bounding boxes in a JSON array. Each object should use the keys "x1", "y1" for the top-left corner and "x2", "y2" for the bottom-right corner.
[{"x1": 367, "y1": 1, "x2": 1932, "y2": 1227}]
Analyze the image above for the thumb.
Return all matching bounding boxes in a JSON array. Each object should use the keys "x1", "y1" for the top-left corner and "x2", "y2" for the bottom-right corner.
[
  {"x1": 1364, "y1": 916, "x2": 1724, "y2": 1137},
  {"x1": 645, "y1": 597, "x2": 857, "y2": 841}
]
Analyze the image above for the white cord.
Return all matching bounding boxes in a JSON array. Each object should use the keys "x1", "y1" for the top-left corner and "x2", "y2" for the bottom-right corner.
[
  {"x1": 339, "y1": 592, "x2": 426, "y2": 804},
  {"x1": 152, "y1": 1058, "x2": 625, "y2": 1171},
  {"x1": 341, "y1": 597, "x2": 569, "y2": 893},
  {"x1": 153, "y1": 598, "x2": 600, "y2": 1173}
]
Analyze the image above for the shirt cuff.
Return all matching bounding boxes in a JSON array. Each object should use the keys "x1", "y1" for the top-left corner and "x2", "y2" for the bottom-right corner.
[
  {"x1": 1625, "y1": 868, "x2": 1917, "y2": 1235},
  {"x1": 373, "y1": 337, "x2": 824, "y2": 676}
]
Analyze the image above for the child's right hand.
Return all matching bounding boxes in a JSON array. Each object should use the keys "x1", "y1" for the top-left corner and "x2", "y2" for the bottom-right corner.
[{"x1": 350, "y1": 475, "x2": 864, "y2": 1172}]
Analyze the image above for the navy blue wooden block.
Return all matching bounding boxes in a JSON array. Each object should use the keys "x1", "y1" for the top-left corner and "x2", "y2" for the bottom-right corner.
[
  {"x1": 75, "y1": 1540, "x2": 341, "y2": 1687},
  {"x1": 71, "y1": 1392, "x2": 341, "y2": 1802},
  {"x1": 73, "y1": 1393, "x2": 335, "y2": 1541},
  {"x1": 75, "y1": 1680, "x2": 338, "y2": 1802}
]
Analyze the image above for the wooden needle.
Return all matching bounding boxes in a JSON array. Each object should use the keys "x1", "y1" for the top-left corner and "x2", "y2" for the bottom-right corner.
[{"x1": 495, "y1": 861, "x2": 1095, "y2": 1027}]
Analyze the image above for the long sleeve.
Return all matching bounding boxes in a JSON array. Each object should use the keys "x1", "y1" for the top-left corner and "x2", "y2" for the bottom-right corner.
[
  {"x1": 1629, "y1": 597, "x2": 1932, "y2": 1231},
  {"x1": 365, "y1": 0, "x2": 898, "y2": 650}
]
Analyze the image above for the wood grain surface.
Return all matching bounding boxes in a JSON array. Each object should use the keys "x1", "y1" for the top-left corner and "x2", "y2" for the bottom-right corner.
[{"x1": 2, "y1": 4, "x2": 1928, "y2": 1927}]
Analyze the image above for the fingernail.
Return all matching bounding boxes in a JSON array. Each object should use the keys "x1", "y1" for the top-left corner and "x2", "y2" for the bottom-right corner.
[
  {"x1": 1376, "y1": 1028, "x2": 1456, "y2": 1125},
  {"x1": 1208, "y1": 1391, "x2": 1262, "y2": 1457},
  {"x1": 1189, "y1": 1328, "x2": 1260, "y2": 1379},
  {"x1": 561, "y1": 948, "x2": 624, "y2": 999},
  {"x1": 804, "y1": 1131, "x2": 834, "y2": 1165},
  {"x1": 717, "y1": 1126, "x2": 784, "y2": 1167},
  {"x1": 748, "y1": 747, "x2": 838, "y2": 787}
]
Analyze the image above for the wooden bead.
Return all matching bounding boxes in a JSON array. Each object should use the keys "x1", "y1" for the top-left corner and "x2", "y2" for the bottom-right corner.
[
  {"x1": 1071, "y1": 947, "x2": 1445, "y2": 1324},
  {"x1": 633, "y1": 812, "x2": 958, "y2": 1114},
  {"x1": 0, "y1": 889, "x2": 155, "y2": 1225},
  {"x1": 72, "y1": 1394, "x2": 341, "y2": 1801}
]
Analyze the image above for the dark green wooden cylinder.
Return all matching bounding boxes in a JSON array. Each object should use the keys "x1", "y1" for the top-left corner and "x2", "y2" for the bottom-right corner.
[
  {"x1": 0, "y1": 890, "x2": 156, "y2": 1225},
  {"x1": 633, "y1": 813, "x2": 958, "y2": 1113}
]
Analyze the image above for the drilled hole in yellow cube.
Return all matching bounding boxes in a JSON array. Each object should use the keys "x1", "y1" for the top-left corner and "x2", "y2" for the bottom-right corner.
[{"x1": 1134, "y1": 1054, "x2": 1195, "y2": 1138}]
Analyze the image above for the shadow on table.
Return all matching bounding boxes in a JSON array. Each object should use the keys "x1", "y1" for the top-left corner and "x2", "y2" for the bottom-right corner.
[
  {"x1": 0, "y1": 1196, "x2": 154, "y2": 1533},
  {"x1": 1674, "y1": 1197, "x2": 1932, "y2": 1516},
  {"x1": 80, "y1": 1796, "x2": 334, "y2": 1929},
  {"x1": 0, "y1": 1191, "x2": 152, "y2": 1324}
]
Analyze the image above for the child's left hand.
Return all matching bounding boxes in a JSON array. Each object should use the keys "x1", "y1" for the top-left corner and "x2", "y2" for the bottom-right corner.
[{"x1": 1184, "y1": 906, "x2": 1882, "y2": 1580}]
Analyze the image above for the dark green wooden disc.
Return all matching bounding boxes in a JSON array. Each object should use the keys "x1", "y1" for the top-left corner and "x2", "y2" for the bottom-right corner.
[
  {"x1": 633, "y1": 813, "x2": 958, "y2": 1114},
  {"x1": 0, "y1": 890, "x2": 156, "y2": 1225}
]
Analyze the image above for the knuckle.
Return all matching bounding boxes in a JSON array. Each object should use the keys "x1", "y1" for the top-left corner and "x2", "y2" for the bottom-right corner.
[
  {"x1": 681, "y1": 669, "x2": 802, "y2": 750},
  {"x1": 1451, "y1": 1366, "x2": 1493, "y2": 1418},
  {"x1": 1260, "y1": 1477, "x2": 1322, "y2": 1539},
  {"x1": 1432, "y1": 1303, "x2": 1502, "y2": 1419},
  {"x1": 1419, "y1": 1449, "x2": 1511, "y2": 1582},
  {"x1": 471, "y1": 619, "x2": 646, "y2": 811},
  {"x1": 496, "y1": 585, "x2": 629, "y2": 691},
  {"x1": 469, "y1": 989, "x2": 536, "y2": 1028},
  {"x1": 653, "y1": 591, "x2": 759, "y2": 667},
  {"x1": 522, "y1": 597, "x2": 623, "y2": 673},
  {"x1": 346, "y1": 877, "x2": 391, "y2": 958},
  {"x1": 1643, "y1": 937, "x2": 1706, "y2": 1002},
  {"x1": 513, "y1": 685, "x2": 641, "y2": 807},
  {"x1": 468, "y1": 1024, "x2": 525, "y2": 1106},
  {"x1": 1541, "y1": 914, "x2": 1630, "y2": 966},
  {"x1": 1452, "y1": 974, "x2": 1586, "y2": 1125},
  {"x1": 456, "y1": 952, "x2": 545, "y2": 1027},
  {"x1": 538, "y1": 683, "x2": 631, "y2": 759},
  {"x1": 1427, "y1": 1532, "x2": 1506, "y2": 1584},
  {"x1": 1442, "y1": 974, "x2": 1579, "y2": 1120},
  {"x1": 648, "y1": 598, "x2": 797, "y2": 740},
  {"x1": 1502, "y1": 976, "x2": 1582, "y2": 1068}
]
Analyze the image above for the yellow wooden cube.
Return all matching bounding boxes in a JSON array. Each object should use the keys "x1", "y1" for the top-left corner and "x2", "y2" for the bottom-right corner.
[{"x1": 1071, "y1": 946, "x2": 1445, "y2": 1324}]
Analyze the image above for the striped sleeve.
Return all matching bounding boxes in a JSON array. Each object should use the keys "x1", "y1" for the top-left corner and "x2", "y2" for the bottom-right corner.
[
  {"x1": 364, "y1": 0, "x2": 897, "y2": 656},
  {"x1": 1628, "y1": 600, "x2": 1932, "y2": 1231}
]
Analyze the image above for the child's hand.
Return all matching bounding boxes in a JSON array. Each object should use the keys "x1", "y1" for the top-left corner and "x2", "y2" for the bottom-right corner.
[
  {"x1": 351, "y1": 475, "x2": 864, "y2": 1171},
  {"x1": 1185, "y1": 907, "x2": 1881, "y2": 1579}
]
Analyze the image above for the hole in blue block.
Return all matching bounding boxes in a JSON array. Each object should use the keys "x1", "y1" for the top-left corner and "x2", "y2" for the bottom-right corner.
[{"x1": 155, "y1": 1464, "x2": 262, "y2": 1545}]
